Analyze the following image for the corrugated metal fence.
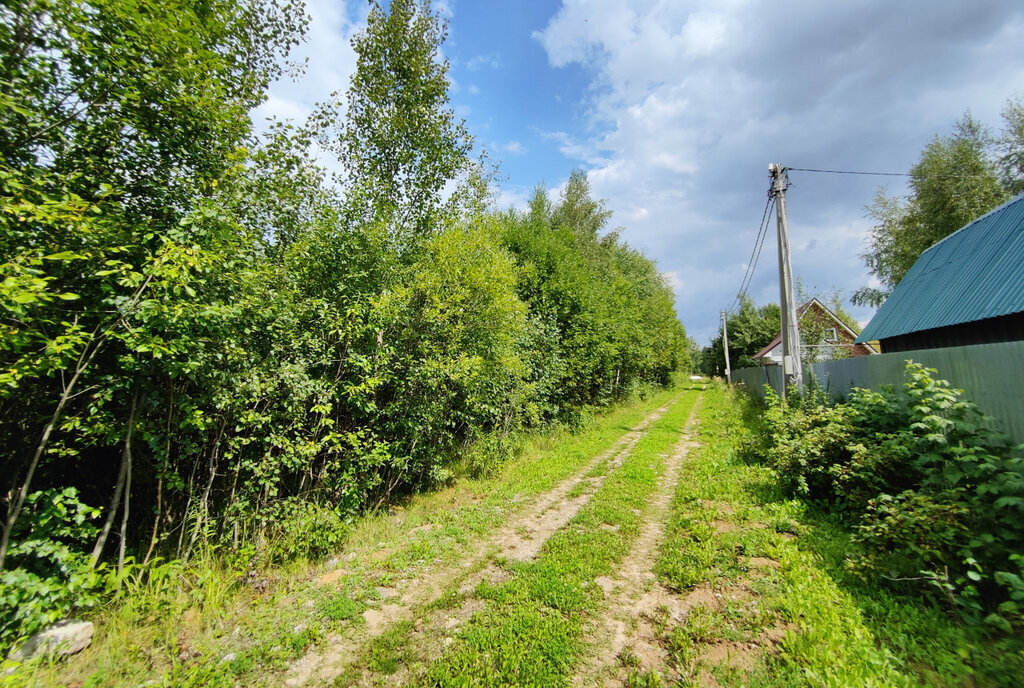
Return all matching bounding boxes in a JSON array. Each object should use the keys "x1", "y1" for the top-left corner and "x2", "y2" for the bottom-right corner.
[{"x1": 731, "y1": 341, "x2": 1024, "y2": 446}]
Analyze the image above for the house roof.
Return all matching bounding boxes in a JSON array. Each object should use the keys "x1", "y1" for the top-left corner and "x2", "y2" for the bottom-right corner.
[
  {"x1": 753, "y1": 298, "x2": 875, "y2": 359},
  {"x1": 753, "y1": 332, "x2": 782, "y2": 359},
  {"x1": 857, "y1": 192, "x2": 1024, "y2": 343}
]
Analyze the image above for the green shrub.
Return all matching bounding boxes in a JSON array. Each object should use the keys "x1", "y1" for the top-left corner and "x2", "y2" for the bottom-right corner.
[
  {"x1": 761, "y1": 389, "x2": 857, "y2": 502},
  {"x1": 260, "y1": 499, "x2": 349, "y2": 563},
  {"x1": 849, "y1": 490, "x2": 971, "y2": 580},
  {"x1": 750, "y1": 362, "x2": 1024, "y2": 626},
  {"x1": 0, "y1": 489, "x2": 104, "y2": 649},
  {"x1": 317, "y1": 592, "x2": 364, "y2": 622}
]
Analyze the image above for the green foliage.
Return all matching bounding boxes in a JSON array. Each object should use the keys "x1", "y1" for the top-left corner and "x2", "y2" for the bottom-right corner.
[
  {"x1": 496, "y1": 177, "x2": 689, "y2": 419},
  {"x1": 652, "y1": 386, "x2": 1024, "y2": 687},
  {"x1": 855, "y1": 111, "x2": 1012, "y2": 306},
  {"x1": 260, "y1": 499, "x2": 349, "y2": 563},
  {"x1": 701, "y1": 295, "x2": 780, "y2": 375},
  {"x1": 317, "y1": 591, "x2": 365, "y2": 623},
  {"x1": 997, "y1": 96, "x2": 1024, "y2": 195},
  {"x1": 370, "y1": 218, "x2": 530, "y2": 488},
  {"x1": 794, "y1": 282, "x2": 861, "y2": 364},
  {"x1": 703, "y1": 285, "x2": 859, "y2": 376},
  {"x1": 749, "y1": 363, "x2": 1024, "y2": 627},
  {"x1": 0, "y1": 489, "x2": 103, "y2": 646},
  {"x1": 0, "y1": 0, "x2": 690, "y2": 651},
  {"x1": 321, "y1": 0, "x2": 474, "y2": 250}
]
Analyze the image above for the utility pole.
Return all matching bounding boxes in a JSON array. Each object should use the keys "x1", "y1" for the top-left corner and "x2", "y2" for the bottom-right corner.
[
  {"x1": 769, "y1": 164, "x2": 802, "y2": 398},
  {"x1": 721, "y1": 311, "x2": 732, "y2": 384}
]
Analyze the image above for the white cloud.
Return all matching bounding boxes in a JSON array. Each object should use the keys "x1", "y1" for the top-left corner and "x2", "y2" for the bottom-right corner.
[
  {"x1": 662, "y1": 270, "x2": 682, "y2": 289},
  {"x1": 534, "y1": 0, "x2": 1024, "y2": 344},
  {"x1": 468, "y1": 84, "x2": 481, "y2": 96},
  {"x1": 680, "y1": 10, "x2": 728, "y2": 57},
  {"x1": 539, "y1": 131, "x2": 605, "y2": 166},
  {"x1": 466, "y1": 52, "x2": 502, "y2": 71},
  {"x1": 251, "y1": 0, "x2": 366, "y2": 128},
  {"x1": 496, "y1": 140, "x2": 526, "y2": 156},
  {"x1": 253, "y1": 94, "x2": 309, "y2": 127},
  {"x1": 434, "y1": 0, "x2": 453, "y2": 18},
  {"x1": 496, "y1": 186, "x2": 533, "y2": 212}
]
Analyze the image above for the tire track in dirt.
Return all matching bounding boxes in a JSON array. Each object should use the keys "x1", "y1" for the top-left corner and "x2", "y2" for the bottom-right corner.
[
  {"x1": 571, "y1": 396, "x2": 703, "y2": 688},
  {"x1": 342, "y1": 400, "x2": 687, "y2": 688},
  {"x1": 283, "y1": 398, "x2": 679, "y2": 687}
]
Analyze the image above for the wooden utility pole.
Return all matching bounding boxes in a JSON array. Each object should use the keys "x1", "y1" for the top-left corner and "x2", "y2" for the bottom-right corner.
[
  {"x1": 769, "y1": 164, "x2": 802, "y2": 398},
  {"x1": 721, "y1": 311, "x2": 732, "y2": 384}
]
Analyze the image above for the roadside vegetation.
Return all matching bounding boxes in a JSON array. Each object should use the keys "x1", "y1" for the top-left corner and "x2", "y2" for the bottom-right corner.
[
  {"x1": 749, "y1": 364, "x2": 1024, "y2": 632},
  {"x1": 3, "y1": 385, "x2": 686, "y2": 686},
  {"x1": 0, "y1": 0, "x2": 689, "y2": 659},
  {"x1": 632, "y1": 382, "x2": 1023, "y2": 687}
]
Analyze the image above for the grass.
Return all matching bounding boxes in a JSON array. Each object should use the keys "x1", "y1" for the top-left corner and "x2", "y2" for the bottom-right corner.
[
  {"x1": 25, "y1": 379, "x2": 1014, "y2": 687},
  {"x1": 7, "y1": 383, "x2": 692, "y2": 688},
  {"x1": 634, "y1": 383, "x2": 1024, "y2": 688},
  {"x1": 419, "y1": 389, "x2": 699, "y2": 686}
]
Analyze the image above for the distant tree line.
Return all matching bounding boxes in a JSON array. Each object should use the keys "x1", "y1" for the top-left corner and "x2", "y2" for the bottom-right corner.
[{"x1": 0, "y1": 0, "x2": 688, "y2": 641}]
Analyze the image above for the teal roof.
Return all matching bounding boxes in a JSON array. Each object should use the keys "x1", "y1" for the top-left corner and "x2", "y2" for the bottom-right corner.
[{"x1": 857, "y1": 192, "x2": 1024, "y2": 343}]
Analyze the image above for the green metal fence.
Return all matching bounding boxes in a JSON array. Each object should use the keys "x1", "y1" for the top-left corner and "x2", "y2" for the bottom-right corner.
[{"x1": 731, "y1": 340, "x2": 1024, "y2": 446}]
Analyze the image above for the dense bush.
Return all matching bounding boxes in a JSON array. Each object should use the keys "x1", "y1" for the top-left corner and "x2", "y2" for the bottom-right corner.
[
  {"x1": 748, "y1": 363, "x2": 1024, "y2": 628},
  {"x1": 499, "y1": 176, "x2": 687, "y2": 418}
]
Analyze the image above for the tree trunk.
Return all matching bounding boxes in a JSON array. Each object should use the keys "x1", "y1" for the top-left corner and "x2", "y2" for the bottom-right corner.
[
  {"x1": 117, "y1": 414, "x2": 133, "y2": 576},
  {"x1": 142, "y1": 475, "x2": 162, "y2": 566},
  {"x1": 91, "y1": 392, "x2": 137, "y2": 567},
  {"x1": 0, "y1": 263, "x2": 160, "y2": 570}
]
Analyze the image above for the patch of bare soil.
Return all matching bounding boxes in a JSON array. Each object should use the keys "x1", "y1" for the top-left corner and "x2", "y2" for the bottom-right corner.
[
  {"x1": 357, "y1": 596, "x2": 488, "y2": 688},
  {"x1": 745, "y1": 556, "x2": 780, "y2": 570},
  {"x1": 681, "y1": 573, "x2": 789, "y2": 683},
  {"x1": 692, "y1": 622, "x2": 795, "y2": 687},
  {"x1": 702, "y1": 640, "x2": 759, "y2": 671},
  {"x1": 571, "y1": 399, "x2": 702, "y2": 687},
  {"x1": 283, "y1": 400, "x2": 677, "y2": 687},
  {"x1": 315, "y1": 569, "x2": 348, "y2": 588}
]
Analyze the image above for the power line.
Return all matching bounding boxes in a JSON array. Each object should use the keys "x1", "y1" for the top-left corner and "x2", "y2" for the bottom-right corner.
[
  {"x1": 734, "y1": 196, "x2": 774, "y2": 311},
  {"x1": 726, "y1": 197, "x2": 768, "y2": 314},
  {"x1": 787, "y1": 166, "x2": 910, "y2": 177},
  {"x1": 788, "y1": 166, "x2": 996, "y2": 180},
  {"x1": 741, "y1": 195, "x2": 773, "y2": 304},
  {"x1": 727, "y1": 188, "x2": 774, "y2": 314}
]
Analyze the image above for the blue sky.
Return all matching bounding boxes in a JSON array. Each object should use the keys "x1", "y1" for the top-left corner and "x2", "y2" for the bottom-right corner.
[{"x1": 254, "y1": 0, "x2": 1024, "y2": 344}]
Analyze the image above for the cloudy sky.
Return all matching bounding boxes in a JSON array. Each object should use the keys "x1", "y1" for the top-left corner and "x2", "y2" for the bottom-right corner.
[{"x1": 254, "y1": 0, "x2": 1024, "y2": 343}]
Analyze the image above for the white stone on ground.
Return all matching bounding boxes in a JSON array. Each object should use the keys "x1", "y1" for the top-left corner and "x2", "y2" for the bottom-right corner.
[{"x1": 8, "y1": 620, "x2": 94, "y2": 661}]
